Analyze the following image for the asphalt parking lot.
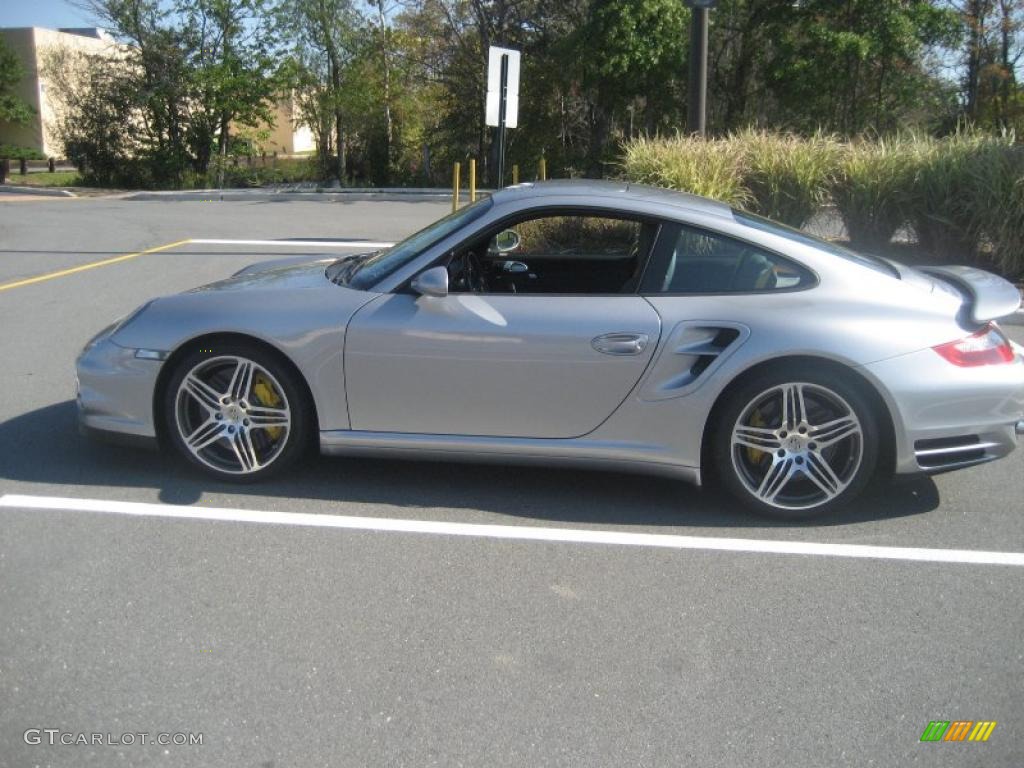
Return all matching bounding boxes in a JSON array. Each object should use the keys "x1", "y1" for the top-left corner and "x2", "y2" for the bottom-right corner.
[{"x1": 1, "y1": 192, "x2": 1022, "y2": 767}]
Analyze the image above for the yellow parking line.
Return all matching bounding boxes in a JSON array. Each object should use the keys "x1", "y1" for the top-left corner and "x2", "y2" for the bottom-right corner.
[{"x1": 0, "y1": 238, "x2": 192, "y2": 292}]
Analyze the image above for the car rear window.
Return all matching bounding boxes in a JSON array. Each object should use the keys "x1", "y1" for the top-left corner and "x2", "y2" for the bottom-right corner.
[{"x1": 732, "y1": 210, "x2": 899, "y2": 278}]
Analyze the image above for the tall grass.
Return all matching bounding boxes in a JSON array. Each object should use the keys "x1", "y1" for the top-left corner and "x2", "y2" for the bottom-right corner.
[
  {"x1": 901, "y1": 132, "x2": 980, "y2": 262},
  {"x1": 738, "y1": 130, "x2": 840, "y2": 228},
  {"x1": 830, "y1": 137, "x2": 914, "y2": 252},
  {"x1": 622, "y1": 135, "x2": 751, "y2": 207},
  {"x1": 620, "y1": 131, "x2": 1024, "y2": 279},
  {"x1": 952, "y1": 135, "x2": 1024, "y2": 275}
]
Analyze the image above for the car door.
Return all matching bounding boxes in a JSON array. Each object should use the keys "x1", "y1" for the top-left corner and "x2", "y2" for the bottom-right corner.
[
  {"x1": 344, "y1": 293, "x2": 660, "y2": 438},
  {"x1": 344, "y1": 211, "x2": 662, "y2": 439}
]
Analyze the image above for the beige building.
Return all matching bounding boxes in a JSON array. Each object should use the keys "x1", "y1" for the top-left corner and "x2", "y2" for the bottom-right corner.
[
  {"x1": 0, "y1": 26, "x2": 313, "y2": 159},
  {"x1": 0, "y1": 27, "x2": 120, "y2": 158},
  {"x1": 251, "y1": 99, "x2": 315, "y2": 156}
]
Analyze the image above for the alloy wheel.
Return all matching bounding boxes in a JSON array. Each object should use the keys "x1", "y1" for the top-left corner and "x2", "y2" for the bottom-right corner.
[
  {"x1": 173, "y1": 355, "x2": 292, "y2": 475},
  {"x1": 729, "y1": 382, "x2": 864, "y2": 512}
]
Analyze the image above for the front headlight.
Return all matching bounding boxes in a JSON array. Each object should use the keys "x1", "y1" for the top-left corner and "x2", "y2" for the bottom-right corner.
[{"x1": 81, "y1": 300, "x2": 155, "y2": 352}]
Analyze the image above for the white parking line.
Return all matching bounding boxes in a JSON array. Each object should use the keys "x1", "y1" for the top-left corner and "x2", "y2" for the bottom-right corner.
[
  {"x1": 188, "y1": 239, "x2": 394, "y2": 248},
  {"x1": 2, "y1": 494, "x2": 1023, "y2": 567}
]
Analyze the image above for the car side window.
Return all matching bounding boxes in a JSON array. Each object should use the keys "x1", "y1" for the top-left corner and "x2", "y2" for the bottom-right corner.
[
  {"x1": 448, "y1": 213, "x2": 658, "y2": 295},
  {"x1": 640, "y1": 223, "x2": 812, "y2": 294}
]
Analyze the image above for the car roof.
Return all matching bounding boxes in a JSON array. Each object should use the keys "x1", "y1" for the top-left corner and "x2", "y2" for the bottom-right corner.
[{"x1": 491, "y1": 179, "x2": 734, "y2": 220}]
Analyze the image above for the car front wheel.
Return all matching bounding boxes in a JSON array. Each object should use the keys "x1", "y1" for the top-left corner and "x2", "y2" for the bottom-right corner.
[
  {"x1": 164, "y1": 344, "x2": 311, "y2": 481},
  {"x1": 711, "y1": 366, "x2": 879, "y2": 519}
]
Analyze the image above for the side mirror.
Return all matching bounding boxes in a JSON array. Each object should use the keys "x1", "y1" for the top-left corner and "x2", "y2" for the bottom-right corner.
[
  {"x1": 410, "y1": 265, "x2": 449, "y2": 298},
  {"x1": 493, "y1": 229, "x2": 521, "y2": 253}
]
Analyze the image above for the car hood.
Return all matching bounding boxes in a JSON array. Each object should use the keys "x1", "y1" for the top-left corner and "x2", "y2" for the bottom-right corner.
[{"x1": 188, "y1": 256, "x2": 339, "y2": 293}]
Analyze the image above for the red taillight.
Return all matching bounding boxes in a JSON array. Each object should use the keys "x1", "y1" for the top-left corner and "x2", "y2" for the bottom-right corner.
[{"x1": 933, "y1": 323, "x2": 1015, "y2": 367}]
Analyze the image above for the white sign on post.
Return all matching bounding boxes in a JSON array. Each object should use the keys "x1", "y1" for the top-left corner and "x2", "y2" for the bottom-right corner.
[{"x1": 485, "y1": 46, "x2": 520, "y2": 128}]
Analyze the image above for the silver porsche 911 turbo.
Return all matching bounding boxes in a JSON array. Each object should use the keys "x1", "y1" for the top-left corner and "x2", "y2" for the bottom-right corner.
[{"x1": 76, "y1": 180, "x2": 1024, "y2": 518}]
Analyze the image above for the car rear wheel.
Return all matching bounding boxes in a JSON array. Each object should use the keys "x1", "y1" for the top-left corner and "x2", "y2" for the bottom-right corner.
[
  {"x1": 164, "y1": 344, "x2": 312, "y2": 481},
  {"x1": 711, "y1": 365, "x2": 879, "y2": 519}
]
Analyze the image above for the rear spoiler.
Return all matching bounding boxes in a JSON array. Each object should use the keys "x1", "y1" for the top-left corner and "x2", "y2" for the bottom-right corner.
[{"x1": 919, "y1": 265, "x2": 1022, "y2": 325}]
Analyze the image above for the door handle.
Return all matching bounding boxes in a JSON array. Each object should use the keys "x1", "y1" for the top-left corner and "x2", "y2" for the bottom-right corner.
[
  {"x1": 502, "y1": 260, "x2": 529, "y2": 273},
  {"x1": 592, "y1": 333, "x2": 650, "y2": 356}
]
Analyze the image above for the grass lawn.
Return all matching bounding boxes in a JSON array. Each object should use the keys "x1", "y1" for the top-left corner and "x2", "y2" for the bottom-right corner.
[{"x1": 4, "y1": 171, "x2": 81, "y2": 187}]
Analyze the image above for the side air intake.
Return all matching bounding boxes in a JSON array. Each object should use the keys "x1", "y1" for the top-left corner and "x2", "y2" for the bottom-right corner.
[{"x1": 640, "y1": 322, "x2": 748, "y2": 401}]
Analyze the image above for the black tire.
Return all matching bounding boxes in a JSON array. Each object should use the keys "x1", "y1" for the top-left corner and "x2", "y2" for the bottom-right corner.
[
  {"x1": 162, "y1": 342, "x2": 313, "y2": 482},
  {"x1": 710, "y1": 363, "x2": 880, "y2": 519}
]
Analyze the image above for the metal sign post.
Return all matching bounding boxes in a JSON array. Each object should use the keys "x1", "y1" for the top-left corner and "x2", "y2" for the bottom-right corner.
[
  {"x1": 486, "y1": 46, "x2": 521, "y2": 188},
  {"x1": 497, "y1": 53, "x2": 509, "y2": 187}
]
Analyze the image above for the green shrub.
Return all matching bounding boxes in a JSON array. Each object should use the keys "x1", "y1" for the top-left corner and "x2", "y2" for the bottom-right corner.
[
  {"x1": 830, "y1": 137, "x2": 914, "y2": 252},
  {"x1": 619, "y1": 131, "x2": 1024, "y2": 278},
  {"x1": 621, "y1": 135, "x2": 751, "y2": 207},
  {"x1": 900, "y1": 132, "x2": 980, "y2": 263},
  {"x1": 957, "y1": 136, "x2": 1024, "y2": 278},
  {"x1": 208, "y1": 156, "x2": 320, "y2": 188},
  {"x1": 737, "y1": 130, "x2": 840, "y2": 228}
]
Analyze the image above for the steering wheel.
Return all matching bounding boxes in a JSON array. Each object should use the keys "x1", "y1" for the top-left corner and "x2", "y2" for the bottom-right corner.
[{"x1": 463, "y1": 251, "x2": 487, "y2": 293}]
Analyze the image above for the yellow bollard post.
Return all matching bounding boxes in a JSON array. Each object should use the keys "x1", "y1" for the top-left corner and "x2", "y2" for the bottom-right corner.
[
  {"x1": 539, "y1": 157, "x2": 547, "y2": 181},
  {"x1": 512, "y1": 164, "x2": 519, "y2": 185},
  {"x1": 452, "y1": 161, "x2": 461, "y2": 213},
  {"x1": 469, "y1": 158, "x2": 476, "y2": 202}
]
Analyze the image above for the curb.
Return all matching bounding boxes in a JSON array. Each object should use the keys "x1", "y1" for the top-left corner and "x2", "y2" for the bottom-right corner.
[
  {"x1": 118, "y1": 186, "x2": 492, "y2": 200},
  {"x1": 123, "y1": 186, "x2": 454, "y2": 196},
  {"x1": 0, "y1": 185, "x2": 76, "y2": 198}
]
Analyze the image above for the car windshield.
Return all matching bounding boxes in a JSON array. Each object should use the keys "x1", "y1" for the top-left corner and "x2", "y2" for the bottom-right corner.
[
  {"x1": 732, "y1": 209, "x2": 899, "y2": 278},
  {"x1": 347, "y1": 197, "x2": 494, "y2": 289}
]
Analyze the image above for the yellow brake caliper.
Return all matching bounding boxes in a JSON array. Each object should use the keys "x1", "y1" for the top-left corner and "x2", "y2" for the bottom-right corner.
[
  {"x1": 747, "y1": 408, "x2": 770, "y2": 466},
  {"x1": 252, "y1": 374, "x2": 284, "y2": 441}
]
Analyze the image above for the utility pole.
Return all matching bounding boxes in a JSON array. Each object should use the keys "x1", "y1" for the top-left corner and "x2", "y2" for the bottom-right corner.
[{"x1": 685, "y1": 0, "x2": 717, "y2": 136}]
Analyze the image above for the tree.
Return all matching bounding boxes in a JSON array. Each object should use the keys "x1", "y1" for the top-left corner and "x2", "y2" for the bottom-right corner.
[
  {"x1": 58, "y1": 0, "x2": 282, "y2": 185},
  {"x1": 575, "y1": 0, "x2": 686, "y2": 174},
  {"x1": 952, "y1": 0, "x2": 1024, "y2": 129},
  {"x1": 41, "y1": 46, "x2": 148, "y2": 184},
  {"x1": 179, "y1": 0, "x2": 282, "y2": 179},
  {"x1": 758, "y1": 0, "x2": 959, "y2": 134},
  {"x1": 283, "y1": 0, "x2": 361, "y2": 182},
  {"x1": 0, "y1": 36, "x2": 34, "y2": 125}
]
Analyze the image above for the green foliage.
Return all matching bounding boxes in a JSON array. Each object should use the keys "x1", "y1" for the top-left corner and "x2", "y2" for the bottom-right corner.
[
  {"x1": 28, "y1": 0, "x2": 1024, "y2": 206},
  {"x1": 762, "y1": 0, "x2": 960, "y2": 134},
  {"x1": 621, "y1": 132, "x2": 1024, "y2": 279},
  {"x1": 214, "y1": 155, "x2": 319, "y2": 187},
  {"x1": 621, "y1": 135, "x2": 751, "y2": 206},
  {"x1": 8, "y1": 170, "x2": 81, "y2": 187},
  {"x1": 621, "y1": 131, "x2": 840, "y2": 227},
  {"x1": 739, "y1": 130, "x2": 840, "y2": 227},
  {"x1": 901, "y1": 131, "x2": 1024, "y2": 275},
  {"x1": 0, "y1": 144, "x2": 45, "y2": 160},
  {"x1": 830, "y1": 137, "x2": 915, "y2": 252},
  {"x1": 179, "y1": 0, "x2": 284, "y2": 174},
  {"x1": 0, "y1": 37, "x2": 34, "y2": 125},
  {"x1": 968, "y1": 141, "x2": 1024, "y2": 278},
  {"x1": 582, "y1": 0, "x2": 686, "y2": 86},
  {"x1": 43, "y1": 0, "x2": 283, "y2": 187},
  {"x1": 42, "y1": 47, "x2": 154, "y2": 187},
  {"x1": 899, "y1": 131, "x2": 978, "y2": 261}
]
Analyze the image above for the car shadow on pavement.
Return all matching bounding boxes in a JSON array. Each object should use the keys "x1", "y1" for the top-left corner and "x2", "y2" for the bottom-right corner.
[{"x1": 0, "y1": 401, "x2": 940, "y2": 529}]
